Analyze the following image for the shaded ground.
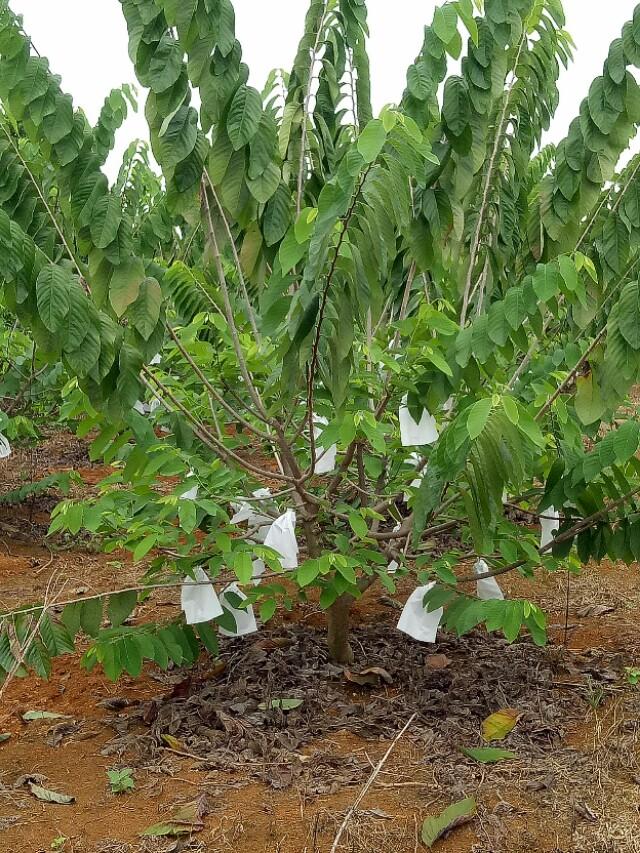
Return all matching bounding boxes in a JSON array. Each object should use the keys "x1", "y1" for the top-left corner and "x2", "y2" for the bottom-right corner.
[{"x1": 1, "y1": 433, "x2": 640, "y2": 852}]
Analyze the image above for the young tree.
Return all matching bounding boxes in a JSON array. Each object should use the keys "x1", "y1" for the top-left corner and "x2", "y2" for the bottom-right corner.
[{"x1": 2, "y1": 0, "x2": 640, "y2": 678}]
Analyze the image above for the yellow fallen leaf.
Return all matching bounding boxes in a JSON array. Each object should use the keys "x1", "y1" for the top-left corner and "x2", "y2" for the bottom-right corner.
[
  {"x1": 161, "y1": 734, "x2": 184, "y2": 751},
  {"x1": 482, "y1": 708, "x2": 521, "y2": 742}
]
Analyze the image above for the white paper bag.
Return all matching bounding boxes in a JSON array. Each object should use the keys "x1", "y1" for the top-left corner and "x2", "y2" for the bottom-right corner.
[
  {"x1": 399, "y1": 395, "x2": 439, "y2": 447},
  {"x1": 219, "y1": 582, "x2": 258, "y2": 637},
  {"x1": 230, "y1": 489, "x2": 273, "y2": 527},
  {"x1": 181, "y1": 470, "x2": 199, "y2": 501},
  {"x1": 251, "y1": 558, "x2": 266, "y2": 586},
  {"x1": 404, "y1": 453, "x2": 426, "y2": 502},
  {"x1": 0, "y1": 433, "x2": 11, "y2": 460},
  {"x1": 264, "y1": 509, "x2": 299, "y2": 568},
  {"x1": 387, "y1": 523, "x2": 402, "y2": 574},
  {"x1": 181, "y1": 567, "x2": 223, "y2": 625},
  {"x1": 540, "y1": 506, "x2": 560, "y2": 549},
  {"x1": 474, "y1": 558, "x2": 504, "y2": 601},
  {"x1": 313, "y1": 415, "x2": 337, "y2": 474},
  {"x1": 397, "y1": 582, "x2": 443, "y2": 643}
]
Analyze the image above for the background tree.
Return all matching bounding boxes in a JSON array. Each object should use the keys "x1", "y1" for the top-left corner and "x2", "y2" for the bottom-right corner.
[{"x1": 2, "y1": 0, "x2": 640, "y2": 678}]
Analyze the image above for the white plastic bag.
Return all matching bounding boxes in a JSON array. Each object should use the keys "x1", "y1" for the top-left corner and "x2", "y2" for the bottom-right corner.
[
  {"x1": 264, "y1": 509, "x2": 299, "y2": 568},
  {"x1": 443, "y1": 397, "x2": 455, "y2": 413},
  {"x1": 474, "y1": 558, "x2": 504, "y2": 601},
  {"x1": 219, "y1": 582, "x2": 258, "y2": 637},
  {"x1": 181, "y1": 567, "x2": 223, "y2": 625},
  {"x1": 0, "y1": 433, "x2": 11, "y2": 460},
  {"x1": 150, "y1": 353, "x2": 162, "y2": 366},
  {"x1": 313, "y1": 415, "x2": 337, "y2": 474},
  {"x1": 133, "y1": 400, "x2": 148, "y2": 415},
  {"x1": 399, "y1": 395, "x2": 438, "y2": 447},
  {"x1": 540, "y1": 506, "x2": 560, "y2": 549},
  {"x1": 397, "y1": 583, "x2": 443, "y2": 643}
]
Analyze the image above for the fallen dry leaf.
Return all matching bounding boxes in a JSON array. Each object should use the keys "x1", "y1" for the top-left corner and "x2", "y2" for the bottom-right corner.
[
  {"x1": 161, "y1": 734, "x2": 184, "y2": 751},
  {"x1": 344, "y1": 667, "x2": 393, "y2": 687},
  {"x1": 482, "y1": 708, "x2": 521, "y2": 742},
  {"x1": 575, "y1": 604, "x2": 615, "y2": 618},
  {"x1": 426, "y1": 654, "x2": 452, "y2": 671},
  {"x1": 28, "y1": 783, "x2": 75, "y2": 805}
]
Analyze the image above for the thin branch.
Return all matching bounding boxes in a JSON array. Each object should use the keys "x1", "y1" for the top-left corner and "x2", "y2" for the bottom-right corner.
[
  {"x1": 460, "y1": 33, "x2": 527, "y2": 326},
  {"x1": 200, "y1": 178, "x2": 268, "y2": 420},
  {"x1": 203, "y1": 169, "x2": 261, "y2": 343}
]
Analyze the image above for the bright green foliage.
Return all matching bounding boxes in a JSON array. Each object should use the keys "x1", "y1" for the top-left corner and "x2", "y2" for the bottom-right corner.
[{"x1": 2, "y1": 0, "x2": 640, "y2": 676}]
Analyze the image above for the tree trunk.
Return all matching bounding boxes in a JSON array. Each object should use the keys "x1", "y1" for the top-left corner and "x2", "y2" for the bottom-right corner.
[{"x1": 327, "y1": 595, "x2": 354, "y2": 664}]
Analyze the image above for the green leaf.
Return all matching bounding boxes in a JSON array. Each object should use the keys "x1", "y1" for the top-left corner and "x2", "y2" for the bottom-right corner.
[
  {"x1": 36, "y1": 266, "x2": 71, "y2": 333},
  {"x1": 227, "y1": 85, "x2": 263, "y2": 150},
  {"x1": 90, "y1": 193, "x2": 122, "y2": 249},
  {"x1": 297, "y1": 560, "x2": 320, "y2": 587},
  {"x1": 128, "y1": 277, "x2": 162, "y2": 340},
  {"x1": 466, "y1": 398, "x2": 492, "y2": 440},
  {"x1": 575, "y1": 373, "x2": 606, "y2": 426},
  {"x1": 502, "y1": 396, "x2": 519, "y2": 425},
  {"x1": 461, "y1": 747, "x2": 516, "y2": 764},
  {"x1": 348, "y1": 512, "x2": 369, "y2": 539},
  {"x1": 80, "y1": 597, "x2": 103, "y2": 637},
  {"x1": 442, "y1": 76, "x2": 470, "y2": 136},
  {"x1": 120, "y1": 636, "x2": 143, "y2": 677},
  {"x1": 421, "y1": 798, "x2": 476, "y2": 848},
  {"x1": 432, "y1": 4, "x2": 458, "y2": 44},
  {"x1": 618, "y1": 281, "x2": 640, "y2": 349},
  {"x1": 357, "y1": 119, "x2": 387, "y2": 163},
  {"x1": 108, "y1": 591, "x2": 138, "y2": 628},
  {"x1": 233, "y1": 551, "x2": 253, "y2": 585},
  {"x1": 109, "y1": 258, "x2": 146, "y2": 318}
]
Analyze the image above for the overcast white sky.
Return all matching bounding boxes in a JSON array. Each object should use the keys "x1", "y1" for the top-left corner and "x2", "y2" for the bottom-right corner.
[{"x1": 10, "y1": 1, "x2": 638, "y2": 177}]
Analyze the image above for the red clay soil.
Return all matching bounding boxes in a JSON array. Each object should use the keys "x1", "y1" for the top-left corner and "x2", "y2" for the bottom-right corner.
[{"x1": 1, "y1": 434, "x2": 640, "y2": 852}]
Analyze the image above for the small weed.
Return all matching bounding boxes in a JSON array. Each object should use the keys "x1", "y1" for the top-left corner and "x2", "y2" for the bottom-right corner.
[
  {"x1": 107, "y1": 768, "x2": 135, "y2": 794},
  {"x1": 625, "y1": 666, "x2": 640, "y2": 687},
  {"x1": 50, "y1": 837, "x2": 67, "y2": 851},
  {"x1": 584, "y1": 676, "x2": 605, "y2": 709}
]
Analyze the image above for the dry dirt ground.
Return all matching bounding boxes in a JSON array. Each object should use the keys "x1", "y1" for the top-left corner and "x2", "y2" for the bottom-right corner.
[{"x1": 1, "y1": 433, "x2": 640, "y2": 853}]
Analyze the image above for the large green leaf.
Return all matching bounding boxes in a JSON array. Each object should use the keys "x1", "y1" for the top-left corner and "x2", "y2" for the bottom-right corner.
[
  {"x1": 618, "y1": 281, "x2": 640, "y2": 349},
  {"x1": 109, "y1": 258, "x2": 146, "y2": 318},
  {"x1": 36, "y1": 266, "x2": 71, "y2": 333},
  {"x1": 226, "y1": 85, "x2": 262, "y2": 150},
  {"x1": 422, "y1": 798, "x2": 476, "y2": 848},
  {"x1": 575, "y1": 372, "x2": 606, "y2": 425},
  {"x1": 128, "y1": 276, "x2": 162, "y2": 340}
]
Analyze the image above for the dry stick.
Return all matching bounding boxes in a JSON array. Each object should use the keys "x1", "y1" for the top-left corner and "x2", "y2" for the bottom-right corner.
[
  {"x1": 203, "y1": 169, "x2": 260, "y2": 343},
  {"x1": 0, "y1": 569, "x2": 67, "y2": 702},
  {"x1": 330, "y1": 713, "x2": 417, "y2": 853},
  {"x1": 460, "y1": 32, "x2": 527, "y2": 326}
]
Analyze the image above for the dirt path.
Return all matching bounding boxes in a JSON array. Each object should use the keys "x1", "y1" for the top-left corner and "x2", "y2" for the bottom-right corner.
[{"x1": 1, "y1": 435, "x2": 640, "y2": 852}]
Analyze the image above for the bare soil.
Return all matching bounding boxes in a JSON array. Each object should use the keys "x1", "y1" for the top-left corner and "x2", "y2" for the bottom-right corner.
[{"x1": 1, "y1": 433, "x2": 640, "y2": 852}]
